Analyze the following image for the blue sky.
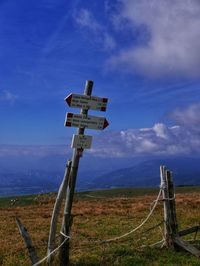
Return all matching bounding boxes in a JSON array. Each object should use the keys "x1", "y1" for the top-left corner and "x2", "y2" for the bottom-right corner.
[{"x1": 1, "y1": 0, "x2": 200, "y2": 160}]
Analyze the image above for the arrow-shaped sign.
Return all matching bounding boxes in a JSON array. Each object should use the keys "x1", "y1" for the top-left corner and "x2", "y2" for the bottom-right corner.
[
  {"x1": 65, "y1": 93, "x2": 108, "y2": 111},
  {"x1": 65, "y1": 113, "x2": 109, "y2": 130}
]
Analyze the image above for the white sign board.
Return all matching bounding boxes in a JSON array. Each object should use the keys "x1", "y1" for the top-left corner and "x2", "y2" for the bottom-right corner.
[
  {"x1": 65, "y1": 112, "x2": 109, "y2": 130},
  {"x1": 71, "y1": 134, "x2": 92, "y2": 149},
  {"x1": 65, "y1": 93, "x2": 108, "y2": 111}
]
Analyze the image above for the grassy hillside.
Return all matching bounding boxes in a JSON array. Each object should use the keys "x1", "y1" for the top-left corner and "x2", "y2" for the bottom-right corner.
[{"x1": 0, "y1": 187, "x2": 199, "y2": 265}]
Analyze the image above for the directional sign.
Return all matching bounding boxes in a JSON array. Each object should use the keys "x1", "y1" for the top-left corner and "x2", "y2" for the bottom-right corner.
[
  {"x1": 71, "y1": 134, "x2": 92, "y2": 149},
  {"x1": 65, "y1": 112, "x2": 109, "y2": 130},
  {"x1": 65, "y1": 93, "x2": 108, "y2": 111}
]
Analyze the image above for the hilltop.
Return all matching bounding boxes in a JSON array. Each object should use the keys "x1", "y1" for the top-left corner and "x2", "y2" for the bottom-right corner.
[{"x1": 0, "y1": 187, "x2": 199, "y2": 265}]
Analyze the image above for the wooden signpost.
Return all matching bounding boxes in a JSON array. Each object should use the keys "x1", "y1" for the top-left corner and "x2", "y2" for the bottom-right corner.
[
  {"x1": 17, "y1": 81, "x2": 108, "y2": 266},
  {"x1": 59, "y1": 80, "x2": 109, "y2": 266}
]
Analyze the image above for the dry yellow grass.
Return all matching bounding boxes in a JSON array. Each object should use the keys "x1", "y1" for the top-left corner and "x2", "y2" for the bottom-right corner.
[{"x1": 0, "y1": 190, "x2": 199, "y2": 265}]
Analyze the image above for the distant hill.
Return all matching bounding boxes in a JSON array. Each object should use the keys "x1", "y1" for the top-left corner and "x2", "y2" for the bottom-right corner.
[
  {"x1": 0, "y1": 169, "x2": 102, "y2": 196},
  {"x1": 1, "y1": 157, "x2": 200, "y2": 196},
  {"x1": 85, "y1": 157, "x2": 200, "y2": 190},
  {"x1": 0, "y1": 170, "x2": 62, "y2": 197},
  {"x1": 0, "y1": 153, "x2": 142, "y2": 196}
]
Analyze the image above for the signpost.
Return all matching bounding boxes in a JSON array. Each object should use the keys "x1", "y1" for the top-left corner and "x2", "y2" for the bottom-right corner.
[
  {"x1": 59, "y1": 80, "x2": 109, "y2": 266},
  {"x1": 65, "y1": 93, "x2": 108, "y2": 111},
  {"x1": 65, "y1": 113, "x2": 109, "y2": 130}
]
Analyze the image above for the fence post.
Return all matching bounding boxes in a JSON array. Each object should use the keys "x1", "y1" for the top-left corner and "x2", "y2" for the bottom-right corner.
[
  {"x1": 16, "y1": 217, "x2": 39, "y2": 264},
  {"x1": 160, "y1": 165, "x2": 171, "y2": 247},
  {"x1": 160, "y1": 166, "x2": 178, "y2": 247},
  {"x1": 161, "y1": 165, "x2": 200, "y2": 256},
  {"x1": 47, "y1": 160, "x2": 72, "y2": 264},
  {"x1": 166, "y1": 170, "x2": 178, "y2": 238}
]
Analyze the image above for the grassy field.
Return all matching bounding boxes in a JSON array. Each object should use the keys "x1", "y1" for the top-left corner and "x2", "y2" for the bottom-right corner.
[{"x1": 0, "y1": 187, "x2": 200, "y2": 265}]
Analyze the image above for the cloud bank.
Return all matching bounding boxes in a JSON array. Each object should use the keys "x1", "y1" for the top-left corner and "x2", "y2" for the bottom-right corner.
[
  {"x1": 90, "y1": 102, "x2": 200, "y2": 157},
  {"x1": 108, "y1": 0, "x2": 200, "y2": 78},
  {"x1": 90, "y1": 124, "x2": 186, "y2": 157},
  {"x1": 1, "y1": 103, "x2": 200, "y2": 159}
]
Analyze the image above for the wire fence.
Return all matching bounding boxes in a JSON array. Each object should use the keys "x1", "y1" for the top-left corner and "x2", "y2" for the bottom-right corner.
[
  {"x1": 3, "y1": 183, "x2": 199, "y2": 265},
  {"x1": 22, "y1": 188, "x2": 164, "y2": 266}
]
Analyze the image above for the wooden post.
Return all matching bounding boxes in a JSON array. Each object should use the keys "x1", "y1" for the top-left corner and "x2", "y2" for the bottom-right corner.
[
  {"x1": 166, "y1": 170, "x2": 178, "y2": 238},
  {"x1": 16, "y1": 217, "x2": 39, "y2": 265},
  {"x1": 59, "y1": 185, "x2": 73, "y2": 265},
  {"x1": 160, "y1": 165, "x2": 171, "y2": 247},
  {"x1": 59, "y1": 80, "x2": 93, "y2": 266},
  {"x1": 161, "y1": 167, "x2": 178, "y2": 246},
  {"x1": 47, "y1": 160, "x2": 72, "y2": 264},
  {"x1": 174, "y1": 237, "x2": 200, "y2": 257},
  {"x1": 179, "y1": 226, "x2": 200, "y2": 237},
  {"x1": 160, "y1": 165, "x2": 200, "y2": 257}
]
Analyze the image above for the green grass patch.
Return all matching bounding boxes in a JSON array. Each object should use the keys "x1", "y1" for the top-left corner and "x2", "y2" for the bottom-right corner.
[
  {"x1": 1, "y1": 186, "x2": 200, "y2": 208},
  {"x1": 0, "y1": 193, "x2": 51, "y2": 208}
]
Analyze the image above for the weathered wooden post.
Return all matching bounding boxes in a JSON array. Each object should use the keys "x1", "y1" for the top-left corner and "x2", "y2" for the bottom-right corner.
[
  {"x1": 59, "y1": 80, "x2": 93, "y2": 265},
  {"x1": 59, "y1": 80, "x2": 109, "y2": 265},
  {"x1": 47, "y1": 160, "x2": 72, "y2": 263},
  {"x1": 160, "y1": 165, "x2": 171, "y2": 247},
  {"x1": 160, "y1": 166, "x2": 178, "y2": 247},
  {"x1": 160, "y1": 165, "x2": 200, "y2": 257},
  {"x1": 16, "y1": 217, "x2": 39, "y2": 264},
  {"x1": 166, "y1": 170, "x2": 178, "y2": 239}
]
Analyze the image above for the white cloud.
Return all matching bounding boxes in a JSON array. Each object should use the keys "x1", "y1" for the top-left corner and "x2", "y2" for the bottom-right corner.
[
  {"x1": 74, "y1": 8, "x2": 102, "y2": 31},
  {"x1": 109, "y1": 0, "x2": 200, "y2": 78},
  {"x1": 1, "y1": 103, "x2": 200, "y2": 159},
  {"x1": 0, "y1": 90, "x2": 18, "y2": 104},
  {"x1": 88, "y1": 102, "x2": 200, "y2": 157},
  {"x1": 153, "y1": 123, "x2": 170, "y2": 139},
  {"x1": 89, "y1": 124, "x2": 191, "y2": 157},
  {"x1": 74, "y1": 8, "x2": 116, "y2": 51},
  {"x1": 171, "y1": 103, "x2": 200, "y2": 129}
]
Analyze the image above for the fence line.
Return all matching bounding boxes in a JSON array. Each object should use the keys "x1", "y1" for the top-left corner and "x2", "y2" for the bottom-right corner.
[
  {"x1": 14, "y1": 165, "x2": 200, "y2": 264},
  {"x1": 23, "y1": 188, "x2": 163, "y2": 265},
  {"x1": 99, "y1": 188, "x2": 162, "y2": 243}
]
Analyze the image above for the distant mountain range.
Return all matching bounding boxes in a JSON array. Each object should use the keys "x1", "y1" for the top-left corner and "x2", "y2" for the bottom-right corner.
[
  {"x1": 81, "y1": 157, "x2": 200, "y2": 190},
  {"x1": 0, "y1": 170, "x2": 62, "y2": 197},
  {"x1": 0, "y1": 157, "x2": 200, "y2": 197}
]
